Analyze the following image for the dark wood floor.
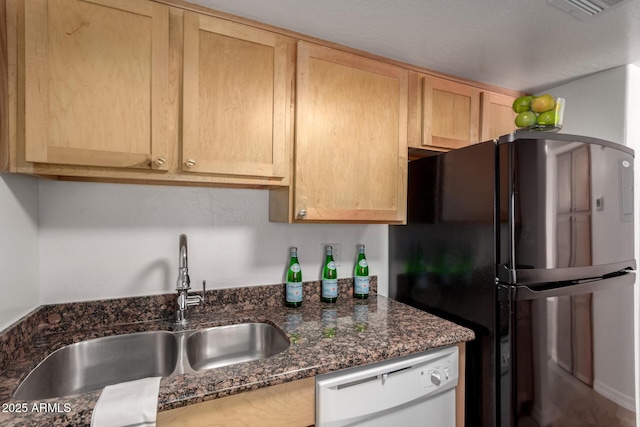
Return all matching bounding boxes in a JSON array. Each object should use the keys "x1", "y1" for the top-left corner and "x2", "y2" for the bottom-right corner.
[{"x1": 518, "y1": 359, "x2": 635, "y2": 427}]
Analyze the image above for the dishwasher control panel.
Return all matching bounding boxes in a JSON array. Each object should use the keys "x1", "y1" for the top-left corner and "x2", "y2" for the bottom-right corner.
[
  {"x1": 420, "y1": 359, "x2": 451, "y2": 389},
  {"x1": 316, "y1": 345, "x2": 459, "y2": 427}
]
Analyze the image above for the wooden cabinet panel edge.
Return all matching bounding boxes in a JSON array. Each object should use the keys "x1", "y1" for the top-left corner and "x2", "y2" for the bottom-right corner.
[
  {"x1": 1, "y1": 0, "x2": 16, "y2": 172},
  {"x1": 456, "y1": 342, "x2": 466, "y2": 427},
  {"x1": 156, "y1": 377, "x2": 315, "y2": 427},
  {"x1": 0, "y1": 0, "x2": 7, "y2": 171}
]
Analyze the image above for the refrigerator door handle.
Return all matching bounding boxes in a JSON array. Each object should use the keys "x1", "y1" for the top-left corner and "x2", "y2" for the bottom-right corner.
[
  {"x1": 510, "y1": 272, "x2": 635, "y2": 301},
  {"x1": 498, "y1": 260, "x2": 636, "y2": 284}
]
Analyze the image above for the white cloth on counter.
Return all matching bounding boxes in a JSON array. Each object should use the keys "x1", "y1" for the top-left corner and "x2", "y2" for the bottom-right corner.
[{"x1": 91, "y1": 377, "x2": 162, "y2": 427}]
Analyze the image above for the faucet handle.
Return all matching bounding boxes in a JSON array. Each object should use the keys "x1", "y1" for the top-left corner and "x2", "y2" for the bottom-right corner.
[{"x1": 183, "y1": 280, "x2": 206, "y2": 311}]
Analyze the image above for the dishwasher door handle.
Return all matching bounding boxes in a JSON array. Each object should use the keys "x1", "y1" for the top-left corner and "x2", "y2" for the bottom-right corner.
[{"x1": 381, "y1": 373, "x2": 388, "y2": 385}]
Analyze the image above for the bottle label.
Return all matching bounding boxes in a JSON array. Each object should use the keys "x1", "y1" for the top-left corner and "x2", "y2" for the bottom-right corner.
[
  {"x1": 290, "y1": 263, "x2": 301, "y2": 273},
  {"x1": 322, "y1": 278, "x2": 338, "y2": 298},
  {"x1": 327, "y1": 261, "x2": 336, "y2": 270},
  {"x1": 354, "y1": 276, "x2": 370, "y2": 294},
  {"x1": 286, "y1": 281, "x2": 303, "y2": 303},
  {"x1": 358, "y1": 259, "x2": 368, "y2": 268}
]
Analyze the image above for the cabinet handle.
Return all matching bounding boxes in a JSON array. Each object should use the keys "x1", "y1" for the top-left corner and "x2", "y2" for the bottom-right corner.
[
  {"x1": 154, "y1": 157, "x2": 166, "y2": 166},
  {"x1": 185, "y1": 159, "x2": 196, "y2": 168},
  {"x1": 298, "y1": 209, "x2": 307, "y2": 219}
]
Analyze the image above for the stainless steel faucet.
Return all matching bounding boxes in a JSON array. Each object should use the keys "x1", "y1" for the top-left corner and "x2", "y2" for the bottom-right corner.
[{"x1": 175, "y1": 234, "x2": 205, "y2": 325}]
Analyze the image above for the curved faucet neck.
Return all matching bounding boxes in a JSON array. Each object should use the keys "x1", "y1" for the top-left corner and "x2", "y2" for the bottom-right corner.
[
  {"x1": 178, "y1": 234, "x2": 188, "y2": 269},
  {"x1": 177, "y1": 234, "x2": 190, "y2": 290}
]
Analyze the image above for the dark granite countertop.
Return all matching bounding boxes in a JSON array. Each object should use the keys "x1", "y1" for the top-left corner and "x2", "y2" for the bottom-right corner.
[{"x1": 0, "y1": 278, "x2": 474, "y2": 426}]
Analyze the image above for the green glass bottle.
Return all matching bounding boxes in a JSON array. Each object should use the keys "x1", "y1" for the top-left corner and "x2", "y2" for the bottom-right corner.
[
  {"x1": 321, "y1": 246, "x2": 338, "y2": 303},
  {"x1": 353, "y1": 244, "x2": 369, "y2": 299},
  {"x1": 285, "y1": 247, "x2": 303, "y2": 307}
]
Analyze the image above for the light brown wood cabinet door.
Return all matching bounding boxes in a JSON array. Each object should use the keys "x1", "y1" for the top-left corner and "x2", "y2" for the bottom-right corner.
[
  {"x1": 410, "y1": 74, "x2": 480, "y2": 150},
  {"x1": 480, "y1": 91, "x2": 516, "y2": 141},
  {"x1": 293, "y1": 42, "x2": 408, "y2": 223},
  {"x1": 181, "y1": 12, "x2": 292, "y2": 181},
  {"x1": 24, "y1": 0, "x2": 169, "y2": 170}
]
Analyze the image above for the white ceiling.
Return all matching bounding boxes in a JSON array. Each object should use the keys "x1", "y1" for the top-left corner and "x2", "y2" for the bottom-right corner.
[{"x1": 188, "y1": 0, "x2": 640, "y2": 94}]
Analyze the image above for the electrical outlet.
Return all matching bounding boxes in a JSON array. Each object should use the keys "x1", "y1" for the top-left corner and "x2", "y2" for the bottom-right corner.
[{"x1": 322, "y1": 243, "x2": 342, "y2": 267}]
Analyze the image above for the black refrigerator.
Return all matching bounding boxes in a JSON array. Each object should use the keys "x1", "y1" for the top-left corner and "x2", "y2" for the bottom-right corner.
[{"x1": 389, "y1": 132, "x2": 637, "y2": 427}]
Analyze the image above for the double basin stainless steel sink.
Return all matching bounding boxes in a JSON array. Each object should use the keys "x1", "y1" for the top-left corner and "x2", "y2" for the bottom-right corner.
[{"x1": 13, "y1": 322, "x2": 290, "y2": 400}]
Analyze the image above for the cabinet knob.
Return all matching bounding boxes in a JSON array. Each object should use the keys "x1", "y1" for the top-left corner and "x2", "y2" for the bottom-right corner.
[
  {"x1": 185, "y1": 159, "x2": 196, "y2": 168},
  {"x1": 298, "y1": 209, "x2": 307, "y2": 219},
  {"x1": 154, "y1": 157, "x2": 166, "y2": 166}
]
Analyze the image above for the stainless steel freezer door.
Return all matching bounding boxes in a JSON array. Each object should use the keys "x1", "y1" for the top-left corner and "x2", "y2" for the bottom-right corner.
[{"x1": 497, "y1": 133, "x2": 635, "y2": 285}]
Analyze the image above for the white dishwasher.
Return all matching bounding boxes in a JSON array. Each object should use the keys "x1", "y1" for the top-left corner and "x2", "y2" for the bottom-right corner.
[{"x1": 316, "y1": 345, "x2": 458, "y2": 427}]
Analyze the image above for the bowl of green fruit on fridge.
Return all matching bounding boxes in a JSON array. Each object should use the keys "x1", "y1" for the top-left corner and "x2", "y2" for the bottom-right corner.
[{"x1": 513, "y1": 94, "x2": 565, "y2": 132}]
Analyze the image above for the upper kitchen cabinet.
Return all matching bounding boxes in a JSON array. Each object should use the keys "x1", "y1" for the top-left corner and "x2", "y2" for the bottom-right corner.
[
  {"x1": 181, "y1": 12, "x2": 293, "y2": 183},
  {"x1": 270, "y1": 42, "x2": 408, "y2": 223},
  {"x1": 408, "y1": 72, "x2": 480, "y2": 150},
  {"x1": 480, "y1": 91, "x2": 517, "y2": 141},
  {"x1": 23, "y1": 0, "x2": 170, "y2": 170},
  {"x1": 3, "y1": 0, "x2": 521, "y2": 197}
]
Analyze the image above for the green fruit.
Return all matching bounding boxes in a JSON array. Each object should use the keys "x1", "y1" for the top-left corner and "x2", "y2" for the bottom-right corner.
[
  {"x1": 515, "y1": 111, "x2": 537, "y2": 128},
  {"x1": 536, "y1": 110, "x2": 557, "y2": 126},
  {"x1": 512, "y1": 96, "x2": 533, "y2": 113},
  {"x1": 531, "y1": 94, "x2": 555, "y2": 113}
]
